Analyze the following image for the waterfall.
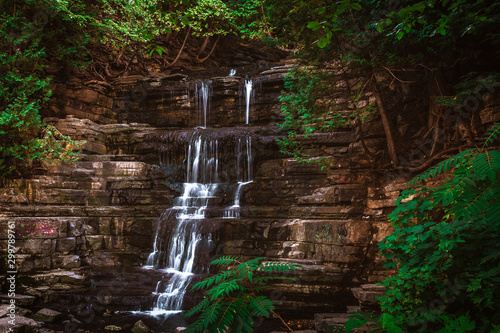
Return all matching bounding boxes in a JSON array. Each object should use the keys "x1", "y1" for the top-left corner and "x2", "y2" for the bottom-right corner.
[
  {"x1": 146, "y1": 133, "x2": 218, "y2": 316},
  {"x1": 223, "y1": 125, "x2": 254, "y2": 219},
  {"x1": 145, "y1": 76, "x2": 256, "y2": 317},
  {"x1": 195, "y1": 80, "x2": 211, "y2": 128},
  {"x1": 244, "y1": 79, "x2": 253, "y2": 125},
  {"x1": 223, "y1": 180, "x2": 252, "y2": 219}
]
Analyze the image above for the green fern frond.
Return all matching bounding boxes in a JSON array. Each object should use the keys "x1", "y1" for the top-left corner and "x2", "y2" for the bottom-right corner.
[
  {"x1": 452, "y1": 186, "x2": 492, "y2": 220},
  {"x1": 481, "y1": 122, "x2": 500, "y2": 150},
  {"x1": 408, "y1": 149, "x2": 477, "y2": 185},
  {"x1": 215, "y1": 300, "x2": 236, "y2": 333},
  {"x1": 238, "y1": 257, "x2": 266, "y2": 271},
  {"x1": 481, "y1": 183, "x2": 500, "y2": 217},
  {"x1": 186, "y1": 257, "x2": 297, "y2": 333},
  {"x1": 185, "y1": 297, "x2": 210, "y2": 317},
  {"x1": 384, "y1": 121, "x2": 500, "y2": 332},
  {"x1": 186, "y1": 300, "x2": 223, "y2": 333},
  {"x1": 259, "y1": 261, "x2": 301, "y2": 274},
  {"x1": 249, "y1": 296, "x2": 274, "y2": 317},
  {"x1": 204, "y1": 301, "x2": 223, "y2": 328},
  {"x1": 207, "y1": 279, "x2": 244, "y2": 299},
  {"x1": 237, "y1": 316, "x2": 254, "y2": 333},
  {"x1": 484, "y1": 150, "x2": 500, "y2": 181},
  {"x1": 185, "y1": 316, "x2": 206, "y2": 333},
  {"x1": 192, "y1": 270, "x2": 235, "y2": 291},
  {"x1": 432, "y1": 169, "x2": 477, "y2": 206},
  {"x1": 233, "y1": 305, "x2": 254, "y2": 333},
  {"x1": 211, "y1": 256, "x2": 241, "y2": 267}
]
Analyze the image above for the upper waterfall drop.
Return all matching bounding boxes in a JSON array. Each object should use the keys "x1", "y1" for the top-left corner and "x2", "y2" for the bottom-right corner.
[
  {"x1": 194, "y1": 80, "x2": 211, "y2": 128},
  {"x1": 244, "y1": 79, "x2": 253, "y2": 125}
]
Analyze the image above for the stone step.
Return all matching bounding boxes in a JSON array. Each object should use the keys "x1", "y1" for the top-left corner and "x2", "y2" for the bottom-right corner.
[
  {"x1": 314, "y1": 313, "x2": 350, "y2": 332},
  {"x1": 47, "y1": 289, "x2": 155, "y2": 310},
  {"x1": 289, "y1": 205, "x2": 363, "y2": 219},
  {"x1": 29, "y1": 270, "x2": 89, "y2": 288},
  {"x1": 346, "y1": 305, "x2": 361, "y2": 313},
  {"x1": 351, "y1": 284, "x2": 385, "y2": 313},
  {"x1": 1, "y1": 205, "x2": 164, "y2": 217},
  {"x1": 295, "y1": 130, "x2": 355, "y2": 146},
  {"x1": 75, "y1": 161, "x2": 150, "y2": 177},
  {"x1": 0, "y1": 315, "x2": 41, "y2": 333},
  {"x1": 79, "y1": 154, "x2": 141, "y2": 162},
  {"x1": 0, "y1": 294, "x2": 36, "y2": 307},
  {"x1": 87, "y1": 267, "x2": 170, "y2": 290}
]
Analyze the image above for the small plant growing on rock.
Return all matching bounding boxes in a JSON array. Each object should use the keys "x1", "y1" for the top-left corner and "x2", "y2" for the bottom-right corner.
[{"x1": 185, "y1": 256, "x2": 300, "y2": 333}]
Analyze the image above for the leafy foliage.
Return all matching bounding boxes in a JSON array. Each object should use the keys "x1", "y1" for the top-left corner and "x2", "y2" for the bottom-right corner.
[
  {"x1": 434, "y1": 73, "x2": 500, "y2": 109},
  {"x1": 374, "y1": 122, "x2": 500, "y2": 332},
  {"x1": 267, "y1": 2, "x2": 500, "y2": 331},
  {"x1": 276, "y1": 66, "x2": 367, "y2": 166},
  {"x1": 329, "y1": 123, "x2": 500, "y2": 332},
  {"x1": 185, "y1": 256, "x2": 300, "y2": 333},
  {"x1": 0, "y1": 0, "x2": 92, "y2": 175},
  {"x1": 264, "y1": 0, "x2": 500, "y2": 69},
  {"x1": 0, "y1": 0, "x2": 267, "y2": 176}
]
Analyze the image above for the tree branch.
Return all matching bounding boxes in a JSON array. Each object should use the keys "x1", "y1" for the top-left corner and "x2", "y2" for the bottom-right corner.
[
  {"x1": 166, "y1": 27, "x2": 191, "y2": 68},
  {"x1": 371, "y1": 74, "x2": 399, "y2": 165},
  {"x1": 196, "y1": 35, "x2": 220, "y2": 63}
]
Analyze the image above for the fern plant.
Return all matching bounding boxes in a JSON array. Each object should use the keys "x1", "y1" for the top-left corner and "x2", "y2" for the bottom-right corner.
[{"x1": 185, "y1": 256, "x2": 300, "y2": 333}]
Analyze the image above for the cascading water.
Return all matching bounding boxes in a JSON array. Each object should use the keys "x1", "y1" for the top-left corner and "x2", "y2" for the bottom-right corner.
[
  {"x1": 224, "y1": 137, "x2": 253, "y2": 219},
  {"x1": 145, "y1": 77, "x2": 255, "y2": 318},
  {"x1": 146, "y1": 133, "x2": 218, "y2": 316},
  {"x1": 195, "y1": 80, "x2": 211, "y2": 128},
  {"x1": 244, "y1": 79, "x2": 253, "y2": 125}
]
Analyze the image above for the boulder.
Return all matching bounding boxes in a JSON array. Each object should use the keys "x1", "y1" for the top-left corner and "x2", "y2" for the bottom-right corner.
[
  {"x1": 105, "y1": 325, "x2": 122, "y2": 331},
  {"x1": 34, "y1": 308, "x2": 62, "y2": 323},
  {"x1": 0, "y1": 315, "x2": 41, "y2": 332},
  {"x1": 131, "y1": 320, "x2": 153, "y2": 333}
]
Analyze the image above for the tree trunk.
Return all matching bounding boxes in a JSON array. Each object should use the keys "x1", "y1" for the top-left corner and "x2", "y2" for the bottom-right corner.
[{"x1": 371, "y1": 76, "x2": 399, "y2": 165}]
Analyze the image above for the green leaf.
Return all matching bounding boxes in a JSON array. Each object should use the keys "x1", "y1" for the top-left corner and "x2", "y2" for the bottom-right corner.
[
  {"x1": 351, "y1": 3, "x2": 362, "y2": 11},
  {"x1": 318, "y1": 37, "x2": 330, "y2": 48},
  {"x1": 307, "y1": 21, "x2": 318, "y2": 29},
  {"x1": 181, "y1": 16, "x2": 189, "y2": 25}
]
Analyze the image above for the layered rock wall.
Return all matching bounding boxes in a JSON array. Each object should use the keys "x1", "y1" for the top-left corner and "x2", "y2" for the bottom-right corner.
[{"x1": 2, "y1": 65, "x2": 499, "y2": 315}]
